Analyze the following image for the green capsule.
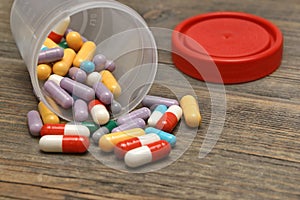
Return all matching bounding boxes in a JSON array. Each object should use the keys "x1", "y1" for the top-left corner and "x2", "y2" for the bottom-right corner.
[
  {"x1": 81, "y1": 121, "x2": 99, "y2": 134},
  {"x1": 58, "y1": 40, "x2": 69, "y2": 49}
]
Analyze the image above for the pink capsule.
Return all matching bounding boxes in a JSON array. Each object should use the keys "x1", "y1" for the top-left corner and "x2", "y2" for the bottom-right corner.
[
  {"x1": 117, "y1": 107, "x2": 151, "y2": 125},
  {"x1": 142, "y1": 95, "x2": 179, "y2": 108}
]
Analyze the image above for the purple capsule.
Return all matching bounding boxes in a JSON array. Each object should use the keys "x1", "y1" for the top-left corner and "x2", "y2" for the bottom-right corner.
[
  {"x1": 104, "y1": 60, "x2": 116, "y2": 72},
  {"x1": 60, "y1": 77, "x2": 95, "y2": 102},
  {"x1": 93, "y1": 54, "x2": 107, "y2": 72},
  {"x1": 27, "y1": 110, "x2": 43, "y2": 136},
  {"x1": 38, "y1": 47, "x2": 64, "y2": 64},
  {"x1": 142, "y1": 95, "x2": 179, "y2": 108},
  {"x1": 110, "y1": 100, "x2": 122, "y2": 115},
  {"x1": 73, "y1": 99, "x2": 89, "y2": 122},
  {"x1": 93, "y1": 82, "x2": 113, "y2": 105},
  {"x1": 117, "y1": 107, "x2": 151, "y2": 125},
  {"x1": 112, "y1": 118, "x2": 145, "y2": 133},
  {"x1": 68, "y1": 67, "x2": 87, "y2": 83},
  {"x1": 44, "y1": 80, "x2": 74, "y2": 109}
]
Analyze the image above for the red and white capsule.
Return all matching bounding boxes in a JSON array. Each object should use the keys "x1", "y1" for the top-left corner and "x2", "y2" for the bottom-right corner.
[
  {"x1": 48, "y1": 17, "x2": 71, "y2": 43},
  {"x1": 114, "y1": 133, "x2": 160, "y2": 159},
  {"x1": 39, "y1": 135, "x2": 89, "y2": 153},
  {"x1": 124, "y1": 140, "x2": 171, "y2": 168},
  {"x1": 40, "y1": 124, "x2": 90, "y2": 137},
  {"x1": 89, "y1": 100, "x2": 110, "y2": 125},
  {"x1": 155, "y1": 105, "x2": 182, "y2": 132}
]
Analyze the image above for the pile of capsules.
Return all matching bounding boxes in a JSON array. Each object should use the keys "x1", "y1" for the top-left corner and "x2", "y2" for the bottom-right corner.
[{"x1": 27, "y1": 17, "x2": 202, "y2": 168}]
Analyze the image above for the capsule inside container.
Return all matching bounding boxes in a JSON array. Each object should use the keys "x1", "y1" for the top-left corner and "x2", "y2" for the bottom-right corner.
[{"x1": 11, "y1": 0, "x2": 157, "y2": 121}]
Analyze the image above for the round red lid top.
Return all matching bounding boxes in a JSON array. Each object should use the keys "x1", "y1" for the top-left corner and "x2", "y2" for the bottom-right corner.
[{"x1": 172, "y1": 12, "x2": 283, "y2": 84}]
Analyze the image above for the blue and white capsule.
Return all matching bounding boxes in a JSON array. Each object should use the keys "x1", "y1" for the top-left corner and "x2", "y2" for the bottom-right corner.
[
  {"x1": 145, "y1": 127, "x2": 176, "y2": 147},
  {"x1": 147, "y1": 105, "x2": 168, "y2": 127}
]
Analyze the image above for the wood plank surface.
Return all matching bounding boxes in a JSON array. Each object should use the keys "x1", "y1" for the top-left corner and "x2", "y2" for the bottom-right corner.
[{"x1": 1, "y1": 0, "x2": 299, "y2": 199}]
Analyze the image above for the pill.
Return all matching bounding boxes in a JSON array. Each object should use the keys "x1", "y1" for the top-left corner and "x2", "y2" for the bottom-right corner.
[
  {"x1": 60, "y1": 77, "x2": 95, "y2": 102},
  {"x1": 100, "y1": 70, "x2": 121, "y2": 98},
  {"x1": 40, "y1": 124, "x2": 90, "y2": 137},
  {"x1": 110, "y1": 100, "x2": 122, "y2": 115},
  {"x1": 27, "y1": 110, "x2": 43, "y2": 137},
  {"x1": 38, "y1": 101, "x2": 60, "y2": 124},
  {"x1": 99, "y1": 128, "x2": 145, "y2": 152},
  {"x1": 180, "y1": 95, "x2": 202, "y2": 127},
  {"x1": 48, "y1": 17, "x2": 71, "y2": 43},
  {"x1": 86, "y1": 72, "x2": 101, "y2": 87},
  {"x1": 41, "y1": 45, "x2": 48, "y2": 51},
  {"x1": 64, "y1": 28, "x2": 88, "y2": 42},
  {"x1": 112, "y1": 118, "x2": 145, "y2": 133},
  {"x1": 39, "y1": 135, "x2": 89, "y2": 153},
  {"x1": 114, "y1": 133, "x2": 160, "y2": 159},
  {"x1": 38, "y1": 47, "x2": 64, "y2": 64},
  {"x1": 89, "y1": 100, "x2": 110, "y2": 125},
  {"x1": 93, "y1": 54, "x2": 106, "y2": 72},
  {"x1": 66, "y1": 31, "x2": 84, "y2": 52},
  {"x1": 44, "y1": 80, "x2": 74, "y2": 109},
  {"x1": 73, "y1": 99, "x2": 89, "y2": 122},
  {"x1": 44, "y1": 38, "x2": 59, "y2": 48},
  {"x1": 117, "y1": 107, "x2": 151, "y2": 125},
  {"x1": 80, "y1": 121, "x2": 99, "y2": 134},
  {"x1": 155, "y1": 105, "x2": 182, "y2": 133},
  {"x1": 124, "y1": 140, "x2": 171, "y2": 168},
  {"x1": 91, "y1": 120, "x2": 117, "y2": 144},
  {"x1": 68, "y1": 67, "x2": 87, "y2": 83},
  {"x1": 145, "y1": 127, "x2": 176, "y2": 147},
  {"x1": 58, "y1": 40, "x2": 69, "y2": 49},
  {"x1": 53, "y1": 48, "x2": 76, "y2": 76},
  {"x1": 147, "y1": 104, "x2": 168, "y2": 127},
  {"x1": 93, "y1": 82, "x2": 113, "y2": 105},
  {"x1": 73, "y1": 41, "x2": 96, "y2": 67},
  {"x1": 80, "y1": 60, "x2": 95, "y2": 74},
  {"x1": 37, "y1": 64, "x2": 52, "y2": 80},
  {"x1": 104, "y1": 60, "x2": 116, "y2": 72},
  {"x1": 142, "y1": 95, "x2": 179, "y2": 108}
]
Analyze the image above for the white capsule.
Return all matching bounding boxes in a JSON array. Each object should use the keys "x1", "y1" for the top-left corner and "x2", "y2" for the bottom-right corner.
[
  {"x1": 125, "y1": 146, "x2": 152, "y2": 168},
  {"x1": 48, "y1": 74, "x2": 64, "y2": 85},
  {"x1": 89, "y1": 100, "x2": 110, "y2": 125},
  {"x1": 39, "y1": 135, "x2": 63, "y2": 152},
  {"x1": 86, "y1": 72, "x2": 102, "y2": 87}
]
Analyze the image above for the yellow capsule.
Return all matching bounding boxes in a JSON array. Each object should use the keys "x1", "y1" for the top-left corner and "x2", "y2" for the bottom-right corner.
[
  {"x1": 43, "y1": 38, "x2": 59, "y2": 48},
  {"x1": 73, "y1": 41, "x2": 96, "y2": 67},
  {"x1": 66, "y1": 31, "x2": 84, "y2": 52},
  {"x1": 53, "y1": 48, "x2": 76, "y2": 76},
  {"x1": 99, "y1": 128, "x2": 145, "y2": 152},
  {"x1": 180, "y1": 95, "x2": 201, "y2": 127},
  {"x1": 37, "y1": 64, "x2": 52, "y2": 80},
  {"x1": 38, "y1": 101, "x2": 60, "y2": 124},
  {"x1": 100, "y1": 70, "x2": 122, "y2": 98}
]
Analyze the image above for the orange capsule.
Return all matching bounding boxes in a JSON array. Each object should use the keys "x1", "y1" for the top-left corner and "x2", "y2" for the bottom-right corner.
[
  {"x1": 66, "y1": 31, "x2": 84, "y2": 52},
  {"x1": 73, "y1": 41, "x2": 96, "y2": 67},
  {"x1": 38, "y1": 101, "x2": 60, "y2": 124},
  {"x1": 100, "y1": 70, "x2": 122, "y2": 98},
  {"x1": 37, "y1": 64, "x2": 52, "y2": 80},
  {"x1": 53, "y1": 48, "x2": 76, "y2": 76}
]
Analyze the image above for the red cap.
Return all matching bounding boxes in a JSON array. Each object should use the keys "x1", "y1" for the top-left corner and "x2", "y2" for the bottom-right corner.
[{"x1": 172, "y1": 12, "x2": 283, "y2": 84}]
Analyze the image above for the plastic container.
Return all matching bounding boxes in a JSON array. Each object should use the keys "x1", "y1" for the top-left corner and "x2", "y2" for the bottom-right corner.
[{"x1": 10, "y1": 0, "x2": 157, "y2": 121}]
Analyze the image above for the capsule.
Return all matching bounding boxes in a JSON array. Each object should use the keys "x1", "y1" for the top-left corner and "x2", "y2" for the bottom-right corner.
[
  {"x1": 114, "y1": 133, "x2": 160, "y2": 159},
  {"x1": 145, "y1": 127, "x2": 176, "y2": 147},
  {"x1": 147, "y1": 105, "x2": 168, "y2": 127},
  {"x1": 80, "y1": 121, "x2": 99, "y2": 134},
  {"x1": 89, "y1": 100, "x2": 110, "y2": 125},
  {"x1": 91, "y1": 120, "x2": 117, "y2": 144},
  {"x1": 66, "y1": 31, "x2": 84, "y2": 52},
  {"x1": 68, "y1": 67, "x2": 87, "y2": 83},
  {"x1": 112, "y1": 118, "x2": 145, "y2": 133},
  {"x1": 64, "y1": 28, "x2": 88, "y2": 42},
  {"x1": 155, "y1": 105, "x2": 182, "y2": 132},
  {"x1": 73, "y1": 99, "x2": 89, "y2": 122},
  {"x1": 180, "y1": 95, "x2": 202, "y2": 127},
  {"x1": 60, "y1": 77, "x2": 95, "y2": 102},
  {"x1": 103, "y1": 60, "x2": 116, "y2": 72},
  {"x1": 38, "y1": 102, "x2": 60, "y2": 124},
  {"x1": 48, "y1": 17, "x2": 71, "y2": 43},
  {"x1": 58, "y1": 40, "x2": 69, "y2": 49},
  {"x1": 142, "y1": 95, "x2": 179, "y2": 108},
  {"x1": 86, "y1": 72, "x2": 102, "y2": 87},
  {"x1": 93, "y1": 82, "x2": 113, "y2": 105},
  {"x1": 100, "y1": 70, "x2": 121, "y2": 98},
  {"x1": 117, "y1": 107, "x2": 151, "y2": 125},
  {"x1": 93, "y1": 54, "x2": 106, "y2": 72},
  {"x1": 40, "y1": 124, "x2": 90, "y2": 137},
  {"x1": 44, "y1": 38, "x2": 59, "y2": 48},
  {"x1": 27, "y1": 110, "x2": 43, "y2": 137},
  {"x1": 124, "y1": 140, "x2": 171, "y2": 168},
  {"x1": 53, "y1": 48, "x2": 76, "y2": 76},
  {"x1": 44, "y1": 80, "x2": 74, "y2": 109},
  {"x1": 37, "y1": 64, "x2": 52, "y2": 80},
  {"x1": 73, "y1": 41, "x2": 96, "y2": 67},
  {"x1": 80, "y1": 60, "x2": 95, "y2": 74},
  {"x1": 110, "y1": 100, "x2": 122, "y2": 115},
  {"x1": 39, "y1": 135, "x2": 89, "y2": 153},
  {"x1": 99, "y1": 128, "x2": 145, "y2": 152},
  {"x1": 38, "y1": 47, "x2": 64, "y2": 64}
]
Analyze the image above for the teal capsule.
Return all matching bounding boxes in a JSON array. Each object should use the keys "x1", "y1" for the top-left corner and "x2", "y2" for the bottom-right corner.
[
  {"x1": 58, "y1": 40, "x2": 69, "y2": 49},
  {"x1": 145, "y1": 127, "x2": 176, "y2": 147},
  {"x1": 81, "y1": 121, "x2": 99, "y2": 134},
  {"x1": 92, "y1": 120, "x2": 117, "y2": 144}
]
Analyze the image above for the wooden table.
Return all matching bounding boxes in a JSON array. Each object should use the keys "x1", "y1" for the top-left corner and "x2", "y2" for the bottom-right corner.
[{"x1": 1, "y1": 0, "x2": 299, "y2": 199}]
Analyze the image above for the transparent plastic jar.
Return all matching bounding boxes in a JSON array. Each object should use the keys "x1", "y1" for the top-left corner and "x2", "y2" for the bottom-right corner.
[{"x1": 10, "y1": 0, "x2": 157, "y2": 121}]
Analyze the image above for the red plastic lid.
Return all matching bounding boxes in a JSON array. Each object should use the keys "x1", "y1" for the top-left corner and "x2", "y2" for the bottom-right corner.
[{"x1": 172, "y1": 12, "x2": 283, "y2": 84}]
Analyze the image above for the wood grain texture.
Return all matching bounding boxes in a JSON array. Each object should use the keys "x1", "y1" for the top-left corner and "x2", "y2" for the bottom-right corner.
[{"x1": 1, "y1": 0, "x2": 299, "y2": 199}]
